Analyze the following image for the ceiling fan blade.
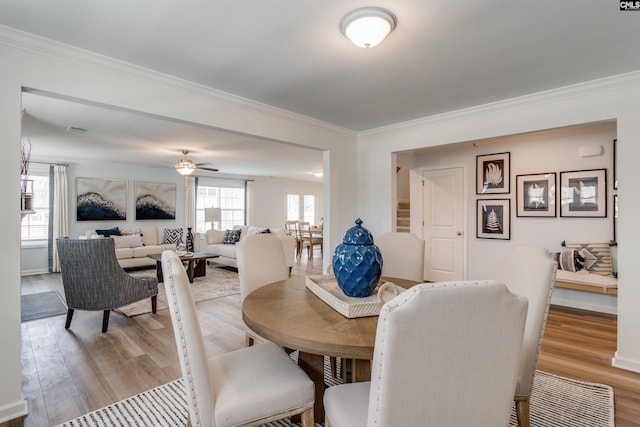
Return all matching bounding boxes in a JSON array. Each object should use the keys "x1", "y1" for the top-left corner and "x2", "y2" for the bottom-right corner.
[
  {"x1": 196, "y1": 166, "x2": 219, "y2": 172},
  {"x1": 194, "y1": 162, "x2": 213, "y2": 167}
]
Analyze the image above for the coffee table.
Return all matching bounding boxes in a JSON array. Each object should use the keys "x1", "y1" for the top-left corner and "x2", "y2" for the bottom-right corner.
[{"x1": 147, "y1": 252, "x2": 218, "y2": 283}]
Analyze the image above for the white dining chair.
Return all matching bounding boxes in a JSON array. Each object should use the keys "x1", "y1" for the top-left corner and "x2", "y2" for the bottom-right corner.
[
  {"x1": 299, "y1": 221, "x2": 323, "y2": 259},
  {"x1": 375, "y1": 232, "x2": 425, "y2": 281},
  {"x1": 500, "y1": 244, "x2": 557, "y2": 427},
  {"x1": 161, "y1": 250, "x2": 315, "y2": 427},
  {"x1": 324, "y1": 280, "x2": 528, "y2": 427},
  {"x1": 237, "y1": 233, "x2": 290, "y2": 346}
]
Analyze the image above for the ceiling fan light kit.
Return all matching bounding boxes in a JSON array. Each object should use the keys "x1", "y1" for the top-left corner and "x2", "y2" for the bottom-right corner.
[
  {"x1": 174, "y1": 150, "x2": 218, "y2": 175},
  {"x1": 340, "y1": 7, "x2": 397, "y2": 48}
]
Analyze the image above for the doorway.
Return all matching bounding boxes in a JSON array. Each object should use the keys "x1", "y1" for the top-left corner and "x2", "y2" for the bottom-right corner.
[{"x1": 422, "y1": 167, "x2": 465, "y2": 281}]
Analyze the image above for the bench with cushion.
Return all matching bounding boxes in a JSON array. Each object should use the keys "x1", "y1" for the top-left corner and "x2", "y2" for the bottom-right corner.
[{"x1": 552, "y1": 241, "x2": 617, "y2": 295}]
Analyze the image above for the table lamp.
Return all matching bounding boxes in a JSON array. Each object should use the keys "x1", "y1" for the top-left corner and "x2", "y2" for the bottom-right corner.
[{"x1": 204, "y1": 207, "x2": 221, "y2": 230}]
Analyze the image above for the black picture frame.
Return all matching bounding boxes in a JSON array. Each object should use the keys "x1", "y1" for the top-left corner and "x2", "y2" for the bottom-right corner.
[
  {"x1": 477, "y1": 199, "x2": 510, "y2": 240},
  {"x1": 516, "y1": 172, "x2": 556, "y2": 217},
  {"x1": 476, "y1": 152, "x2": 510, "y2": 194},
  {"x1": 559, "y1": 169, "x2": 607, "y2": 218},
  {"x1": 613, "y1": 138, "x2": 618, "y2": 190}
]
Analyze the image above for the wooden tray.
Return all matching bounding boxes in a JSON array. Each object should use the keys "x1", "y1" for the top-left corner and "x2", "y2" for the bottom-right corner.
[{"x1": 305, "y1": 274, "x2": 404, "y2": 318}]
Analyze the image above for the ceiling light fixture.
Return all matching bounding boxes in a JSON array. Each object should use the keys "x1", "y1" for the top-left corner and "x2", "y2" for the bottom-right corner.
[{"x1": 340, "y1": 7, "x2": 397, "y2": 48}]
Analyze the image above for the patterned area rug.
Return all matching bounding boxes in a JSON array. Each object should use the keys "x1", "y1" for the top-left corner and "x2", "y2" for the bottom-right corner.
[
  {"x1": 57, "y1": 362, "x2": 614, "y2": 427},
  {"x1": 115, "y1": 266, "x2": 240, "y2": 317}
]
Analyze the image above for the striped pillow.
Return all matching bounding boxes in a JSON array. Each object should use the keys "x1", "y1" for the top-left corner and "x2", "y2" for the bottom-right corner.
[
  {"x1": 553, "y1": 250, "x2": 584, "y2": 272},
  {"x1": 564, "y1": 242, "x2": 613, "y2": 276}
]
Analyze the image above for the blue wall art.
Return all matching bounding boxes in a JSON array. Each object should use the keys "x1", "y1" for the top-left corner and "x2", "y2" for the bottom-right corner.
[
  {"x1": 135, "y1": 181, "x2": 176, "y2": 220},
  {"x1": 76, "y1": 177, "x2": 128, "y2": 221}
]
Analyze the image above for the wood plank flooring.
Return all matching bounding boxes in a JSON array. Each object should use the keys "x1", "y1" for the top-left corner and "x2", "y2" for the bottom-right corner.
[{"x1": 19, "y1": 254, "x2": 640, "y2": 426}]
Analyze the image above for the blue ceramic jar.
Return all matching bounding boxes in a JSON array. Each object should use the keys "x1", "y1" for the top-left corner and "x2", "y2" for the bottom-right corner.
[{"x1": 332, "y1": 218, "x2": 383, "y2": 297}]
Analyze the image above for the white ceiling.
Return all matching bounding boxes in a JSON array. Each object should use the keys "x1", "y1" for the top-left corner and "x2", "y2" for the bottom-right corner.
[{"x1": 4, "y1": 1, "x2": 640, "y2": 179}]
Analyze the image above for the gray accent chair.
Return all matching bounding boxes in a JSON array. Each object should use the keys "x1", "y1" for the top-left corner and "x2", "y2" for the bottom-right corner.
[{"x1": 56, "y1": 238, "x2": 158, "y2": 333}]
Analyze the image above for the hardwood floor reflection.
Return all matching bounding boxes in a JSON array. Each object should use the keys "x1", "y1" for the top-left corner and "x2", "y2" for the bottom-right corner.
[{"x1": 20, "y1": 253, "x2": 640, "y2": 426}]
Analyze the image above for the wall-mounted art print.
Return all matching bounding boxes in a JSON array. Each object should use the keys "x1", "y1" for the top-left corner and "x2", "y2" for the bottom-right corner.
[
  {"x1": 476, "y1": 152, "x2": 510, "y2": 194},
  {"x1": 135, "y1": 181, "x2": 176, "y2": 220},
  {"x1": 76, "y1": 177, "x2": 127, "y2": 221},
  {"x1": 560, "y1": 169, "x2": 607, "y2": 218},
  {"x1": 516, "y1": 172, "x2": 556, "y2": 217},
  {"x1": 477, "y1": 199, "x2": 510, "y2": 240}
]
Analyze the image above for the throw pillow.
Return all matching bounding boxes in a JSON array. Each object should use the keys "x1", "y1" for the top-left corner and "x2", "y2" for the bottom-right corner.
[
  {"x1": 552, "y1": 249, "x2": 584, "y2": 272},
  {"x1": 112, "y1": 234, "x2": 144, "y2": 249},
  {"x1": 95, "y1": 227, "x2": 121, "y2": 237},
  {"x1": 259, "y1": 228, "x2": 271, "y2": 234},
  {"x1": 223, "y1": 229, "x2": 241, "y2": 244},
  {"x1": 564, "y1": 242, "x2": 613, "y2": 276},
  {"x1": 162, "y1": 228, "x2": 183, "y2": 245}
]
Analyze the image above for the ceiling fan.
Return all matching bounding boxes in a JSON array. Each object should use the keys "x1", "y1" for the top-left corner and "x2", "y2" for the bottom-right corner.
[{"x1": 173, "y1": 150, "x2": 219, "y2": 175}]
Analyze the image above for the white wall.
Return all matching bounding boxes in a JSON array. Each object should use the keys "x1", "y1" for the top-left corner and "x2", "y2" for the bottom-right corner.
[
  {"x1": 1, "y1": 28, "x2": 356, "y2": 423},
  {"x1": 357, "y1": 72, "x2": 640, "y2": 374},
  {"x1": 409, "y1": 122, "x2": 617, "y2": 313},
  {"x1": 252, "y1": 177, "x2": 323, "y2": 229}
]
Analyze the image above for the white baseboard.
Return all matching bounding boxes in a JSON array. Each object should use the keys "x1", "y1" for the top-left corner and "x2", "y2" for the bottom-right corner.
[
  {"x1": 0, "y1": 398, "x2": 28, "y2": 423},
  {"x1": 612, "y1": 351, "x2": 640, "y2": 374},
  {"x1": 551, "y1": 289, "x2": 617, "y2": 315},
  {"x1": 20, "y1": 268, "x2": 50, "y2": 276}
]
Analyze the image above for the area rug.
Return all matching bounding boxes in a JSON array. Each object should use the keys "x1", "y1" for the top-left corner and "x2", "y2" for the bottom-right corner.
[
  {"x1": 115, "y1": 267, "x2": 240, "y2": 317},
  {"x1": 21, "y1": 291, "x2": 67, "y2": 322},
  {"x1": 56, "y1": 366, "x2": 614, "y2": 427}
]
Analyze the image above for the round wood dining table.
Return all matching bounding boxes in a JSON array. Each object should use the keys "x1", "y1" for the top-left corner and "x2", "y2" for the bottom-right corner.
[{"x1": 241, "y1": 275, "x2": 418, "y2": 421}]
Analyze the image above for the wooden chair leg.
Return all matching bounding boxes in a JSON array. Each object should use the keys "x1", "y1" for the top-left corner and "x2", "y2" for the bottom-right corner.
[
  {"x1": 102, "y1": 310, "x2": 110, "y2": 333},
  {"x1": 300, "y1": 407, "x2": 314, "y2": 427},
  {"x1": 64, "y1": 308, "x2": 74, "y2": 329},
  {"x1": 151, "y1": 295, "x2": 158, "y2": 314},
  {"x1": 515, "y1": 398, "x2": 531, "y2": 427}
]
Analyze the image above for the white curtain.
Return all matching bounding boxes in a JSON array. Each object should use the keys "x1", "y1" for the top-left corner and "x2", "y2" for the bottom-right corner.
[
  {"x1": 185, "y1": 176, "x2": 196, "y2": 229},
  {"x1": 246, "y1": 180, "x2": 255, "y2": 226},
  {"x1": 52, "y1": 165, "x2": 68, "y2": 272}
]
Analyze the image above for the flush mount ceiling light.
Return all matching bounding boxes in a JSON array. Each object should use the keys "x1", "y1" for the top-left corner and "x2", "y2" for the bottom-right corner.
[{"x1": 340, "y1": 7, "x2": 397, "y2": 48}]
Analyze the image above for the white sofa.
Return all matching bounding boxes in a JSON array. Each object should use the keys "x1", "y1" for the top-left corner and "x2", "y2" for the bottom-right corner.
[
  {"x1": 194, "y1": 226, "x2": 297, "y2": 269},
  {"x1": 84, "y1": 226, "x2": 182, "y2": 269}
]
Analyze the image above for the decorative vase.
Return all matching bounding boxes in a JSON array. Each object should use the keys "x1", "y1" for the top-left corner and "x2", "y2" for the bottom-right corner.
[
  {"x1": 332, "y1": 218, "x2": 383, "y2": 298},
  {"x1": 186, "y1": 227, "x2": 194, "y2": 252}
]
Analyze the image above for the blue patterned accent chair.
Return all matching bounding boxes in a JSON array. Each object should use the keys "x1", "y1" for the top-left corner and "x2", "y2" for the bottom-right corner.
[{"x1": 56, "y1": 238, "x2": 158, "y2": 333}]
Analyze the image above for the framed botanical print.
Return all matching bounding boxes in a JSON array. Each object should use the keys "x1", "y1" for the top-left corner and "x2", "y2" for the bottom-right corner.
[
  {"x1": 476, "y1": 152, "x2": 510, "y2": 194},
  {"x1": 560, "y1": 169, "x2": 607, "y2": 218},
  {"x1": 516, "y1": 172, "x2": 556, "y2": 217},
  {"x1": 477, "y1": 199, "x2": 510, "y2": 240},
  {"x1": 76, "y1": 177, "x2": 127, "y2": 221}
]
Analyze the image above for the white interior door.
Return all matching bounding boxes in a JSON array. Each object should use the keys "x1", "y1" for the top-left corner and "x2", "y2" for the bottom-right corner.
[{"x1": 422, "y1": 167, "x2": 465, "y2": 281}]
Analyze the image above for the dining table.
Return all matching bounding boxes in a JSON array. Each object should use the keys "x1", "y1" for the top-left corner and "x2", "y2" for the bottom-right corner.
[{"x1": 241, "y1": 275, "x2": 419, "y2": 421}]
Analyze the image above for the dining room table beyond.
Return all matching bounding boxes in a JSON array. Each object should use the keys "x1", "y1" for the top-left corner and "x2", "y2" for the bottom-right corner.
[{"x1": 241, "y1": 275, "x2": 419, "y2": 421}]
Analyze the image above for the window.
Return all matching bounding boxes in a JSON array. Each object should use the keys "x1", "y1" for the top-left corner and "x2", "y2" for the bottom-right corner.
[
  {"x1": 286, "y1": 193, "x2": 316, "y2": 224},
  {"x1": 196, "y1": 182, "x2": 245, "y2": 233},
  {"x1": 21, "y1": 174, "x2": 49, "y2": 241}
]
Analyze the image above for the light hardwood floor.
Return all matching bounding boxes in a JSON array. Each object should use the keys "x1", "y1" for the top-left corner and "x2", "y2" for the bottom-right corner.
[{"x1": 18, "y1": 254, "x2": 640, "y2": 427}]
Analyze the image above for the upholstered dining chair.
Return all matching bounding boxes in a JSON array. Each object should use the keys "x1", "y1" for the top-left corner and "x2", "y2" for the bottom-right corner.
[
  {"x1": 375, "y1": 232, "x2": 425, "y2": 281},
  {"x1": 324, "y1": 280, "x2": 528, "y2": 427},
  {"x1": 161, "y1": 250, "x2": 315, "y2": 427},
  {"x1": 500, "y1": 244, "x2": 558, "y2": 427},
  {"x1": 237, "y1": 233, "x2": 290, "y2": 346},
  {"x1": 56, "y1": 237, "x2": 158, "y2": 333},
  {"x1": 299, "y1": 221, "x2": 323, "y2": 259}
]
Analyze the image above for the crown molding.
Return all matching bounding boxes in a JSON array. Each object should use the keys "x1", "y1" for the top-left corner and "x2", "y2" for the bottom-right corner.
[
  {"x1": 0, "y1": 25, "x2": 354, "y2": 137},
  {"x1": 361, "y1": 69, "x2": 640, "y2": 136}
]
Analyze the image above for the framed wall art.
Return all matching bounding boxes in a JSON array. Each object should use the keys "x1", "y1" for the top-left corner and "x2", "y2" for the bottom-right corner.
[
  {"x1": 516, "y1": 172, "x2": 556, "y2": 217},
  {"x1": 135, "y1": 181, "x2": 177, "y2": 220},
  {"x1": 559, "y1": 169, "x2": 607, "y2": 218},
  {"x1": 476, "y1": 152, "x2": 510, "y2": 194},
  {"x1": 477, "y1": 199, "x2": 510, "y2": 240},
  {"x1": 76, "y1": 177, "x2": 127, "y2": 221}
]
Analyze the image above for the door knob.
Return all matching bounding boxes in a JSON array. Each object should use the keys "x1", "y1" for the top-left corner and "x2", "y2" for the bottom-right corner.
[{"x1": 457, "y1": 231, "x2": 462, "y2": 236}]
